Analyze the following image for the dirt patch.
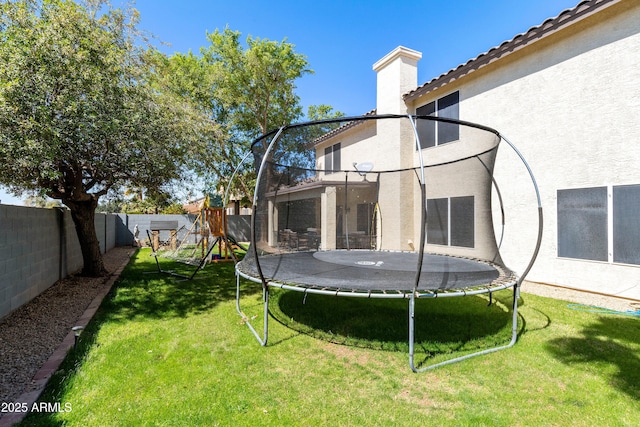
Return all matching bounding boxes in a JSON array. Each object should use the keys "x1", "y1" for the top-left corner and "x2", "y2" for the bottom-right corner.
[{"x1": 521, "y1": 281, "x2": 640, "y2": 313}]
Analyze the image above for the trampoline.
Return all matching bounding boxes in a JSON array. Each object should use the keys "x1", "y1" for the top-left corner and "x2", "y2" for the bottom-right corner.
[
  {"x1": 237, "y1": 250, "x2": 515, "y2": 296},
  {"x1": 231, "y1": 114, "x2": 542, "y2": 371}
]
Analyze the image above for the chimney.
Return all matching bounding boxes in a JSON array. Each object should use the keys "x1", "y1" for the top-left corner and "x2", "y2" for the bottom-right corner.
[{"x1": 373, "y1": 46, "x2": 422, "y2": 115}]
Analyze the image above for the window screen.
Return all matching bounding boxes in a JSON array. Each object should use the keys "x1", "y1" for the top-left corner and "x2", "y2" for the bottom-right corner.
[
  {"x1": 427, "y1": 198, "x2": 448, "y2": 245},
  {"x1": 613, "y1": 184, "x2": 640, "y2": 265},
  {"x1": 416, "y1": 92, "x2": 459, "y2": 148},
  {"x1": 437, "y1": 92, "x2": 460, "y2": 145},
  {"x1": 324, "y1": 146, "x2": 332, "y2": 172},
  {"x1": 278, "y1": 199, "x2": 317, "y2": 232},
  {"x1": 332, "y1": 143, "x2": 341, "y2": 172},
  {"x1": 450, "y1": 196, "x2": 474, "y2": 248},
  {"x1": 324, "y1": 143, "x2": 341, "y2": 173},
  {"x1": 416, "y1": 102, "x2": 436, "y2": 149},
  {"x1": 557, "y1": 187, "x2": 608, "y2": 261}
]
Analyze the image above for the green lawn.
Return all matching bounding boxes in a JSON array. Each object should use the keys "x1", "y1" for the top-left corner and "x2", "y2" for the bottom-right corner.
[{"x1": 21, "y1": 249, "x2": 640, "y2": 426}]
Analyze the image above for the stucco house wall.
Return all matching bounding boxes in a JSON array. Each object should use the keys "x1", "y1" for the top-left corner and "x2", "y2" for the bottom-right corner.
[{"x1": 401, "y1": 0, "x2": 640, "y2": 299}]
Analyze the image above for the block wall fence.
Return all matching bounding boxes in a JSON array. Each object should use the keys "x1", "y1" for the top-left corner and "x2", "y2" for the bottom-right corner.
[{"x1": 0, "y1": 205, "x2": 250, "y2": 320}]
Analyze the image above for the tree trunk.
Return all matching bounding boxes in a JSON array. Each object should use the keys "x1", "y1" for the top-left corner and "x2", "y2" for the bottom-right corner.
[{"x1": 65, "y1": 197, "x2": 108, "y2": 277}]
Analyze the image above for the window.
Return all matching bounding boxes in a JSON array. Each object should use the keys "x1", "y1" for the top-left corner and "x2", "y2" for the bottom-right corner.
[
  {"x1": 613, "y1": 185, "x2": 640, "y2": 265},
  {"x1": 277, "y1": 199, "x2": 317, "y2": 232},
  {"x1": 450, "y1": 196, "x2": 474, "y2": 247},
  {"x1": 557, "y1": 185, "x2": 640, "y2": 265},
  {"x1": 427, "y1": 196, "x2": 474, "y2": 248},
  {"x1": 357, "y1": 203, "x2": 376, "y2": 234},
  {"x1": 427, "y1": 198, "x2": 448, "y2": 245},
  {"x1": 324, "y1": 143, "x2": 341, "y2": 173},
  {"x1": 557, "y1": 187, "x2": 608, "y2": 261},
  {"x1": 416, "y1": 91, "x2": 460, "y2": 149}
]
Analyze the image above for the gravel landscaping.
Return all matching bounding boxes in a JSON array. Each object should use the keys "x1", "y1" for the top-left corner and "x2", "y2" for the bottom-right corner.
[{"x1": 0, "y1": 247, "x2": 134, "y2": 405}]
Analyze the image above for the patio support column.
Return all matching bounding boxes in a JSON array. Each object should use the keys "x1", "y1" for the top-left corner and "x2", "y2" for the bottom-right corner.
[{"x1": 321, "y1": 186, "x2": 337, "y2": 250}]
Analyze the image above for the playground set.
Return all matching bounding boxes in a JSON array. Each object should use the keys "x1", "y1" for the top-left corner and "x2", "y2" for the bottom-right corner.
[{"x1": 147, "y1": 207, "x2": 241, "y2": 280}]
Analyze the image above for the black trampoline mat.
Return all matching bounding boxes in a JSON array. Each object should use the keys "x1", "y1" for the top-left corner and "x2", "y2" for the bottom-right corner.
[{"x1": 238, "y1": 250, "x2": 508, "y2": 292}]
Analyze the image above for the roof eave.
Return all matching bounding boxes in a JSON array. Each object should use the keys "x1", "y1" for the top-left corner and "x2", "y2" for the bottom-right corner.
[{"x1": 403, "y1": 0, "x2": 621, "y2": 103}]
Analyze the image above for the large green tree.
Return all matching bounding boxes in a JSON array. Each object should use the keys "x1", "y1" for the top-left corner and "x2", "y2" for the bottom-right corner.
[
  {"x1": 156, "y1": 28, "x2": 343, "y2": 202},
  {"x1": 0, "y1": 0, "x2": 206, "y2": 276},
  {"x1": 203, "y1": 28, "x2": 310, "y2": 137}
]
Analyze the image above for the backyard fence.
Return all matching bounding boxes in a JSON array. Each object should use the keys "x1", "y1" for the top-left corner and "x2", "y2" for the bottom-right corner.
[{"x1": 0, "y1": 205, "x2": 250, "y2": 320}]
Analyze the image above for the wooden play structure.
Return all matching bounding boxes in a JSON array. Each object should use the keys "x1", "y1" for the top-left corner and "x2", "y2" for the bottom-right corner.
[
  {"x1": 149, "y1": 220, "x2": 180, "y2": 250},
  {"x1": 202, "y1": 207, "x2": 236, "y2": 263},
  {"x1": 147, "y1": 207, "x2": 239, "y2": 280}
]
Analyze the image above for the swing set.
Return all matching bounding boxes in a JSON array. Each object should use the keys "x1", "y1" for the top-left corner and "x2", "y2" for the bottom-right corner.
[{"x1": 147, "y1": 207, "x2": 237, "y2": 280}]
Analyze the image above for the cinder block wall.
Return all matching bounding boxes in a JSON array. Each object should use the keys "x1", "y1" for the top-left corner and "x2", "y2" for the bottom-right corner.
[
  {"x1": 227, "y1": 216, "x2": 250, "y2": 242},
  {"x1": 1, "y1": 206, "x2": 250, "y2": 320},
  {"x1": 0, "y1": 205, "x2": 116, "y2": 319},
  {"x1": 115, "y1": 214, "x2": 197, "y2": 246},
  {"x1": 94, "y1": 213, "x2": 117, "y2": 253},
  {"x1": 114, "y1": 214, "x2": 251, "y2": 245}
]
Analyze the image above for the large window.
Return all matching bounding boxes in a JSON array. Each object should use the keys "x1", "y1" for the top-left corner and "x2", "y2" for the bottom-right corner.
[
  {"x1": 613, "y1": 185, "x2": 640, "y2": 265},
  {"x1": 427, "y1": 196, "x2": 474, "y2": 248},
  {"x1": 557, "y1": 185, "x2": 640, "y2": 265},
  {"x1": 416, "y1": 91, "x2": 460, "y2": 149},
  {"x1": 277, "y1": 199, "x2": 317, "y2": 232},
  {"x1": 557, "y1": 187, "x2": 608, "y2": 261},
  {"x1": 324, "y1": 143, "x2": 341, "y2": 173},
  {"x1": 427, "y1": 198, "x2": 448, "y2": 245}
]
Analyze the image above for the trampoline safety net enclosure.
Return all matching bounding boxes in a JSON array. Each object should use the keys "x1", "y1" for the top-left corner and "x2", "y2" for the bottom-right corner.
[{"x1": 234, "y1": 114, "x2": 542, "y2": 371}]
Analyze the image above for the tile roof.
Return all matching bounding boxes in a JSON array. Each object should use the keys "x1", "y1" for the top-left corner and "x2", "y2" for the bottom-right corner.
[{"x1": 403, "y1": 0, "x2": 621, "y2": 102}]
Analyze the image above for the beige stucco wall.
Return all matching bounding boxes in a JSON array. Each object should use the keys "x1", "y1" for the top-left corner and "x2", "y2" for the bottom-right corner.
[
  {"x1": 316, "y1": 46, "x2": 423, "y2": 252},
  {"x1": 315, "y1": 119, "x2": 419, "y2": 251},
  {"x1": 407, "y1": 0, "x2": 640, "y2": 299}
]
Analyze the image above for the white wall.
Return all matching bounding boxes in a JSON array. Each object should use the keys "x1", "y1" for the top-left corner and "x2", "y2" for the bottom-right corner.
[{"x1": 408, "y1": 1, "x2": 640, "y2": 298}]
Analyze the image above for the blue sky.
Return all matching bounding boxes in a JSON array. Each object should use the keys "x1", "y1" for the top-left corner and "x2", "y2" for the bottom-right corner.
[
  {"x1": 127, "y1": 0, "x2": 580, "y2": 116},
  {"x1": 1, "y1": 0, "x2": 580, "y2": 205}
]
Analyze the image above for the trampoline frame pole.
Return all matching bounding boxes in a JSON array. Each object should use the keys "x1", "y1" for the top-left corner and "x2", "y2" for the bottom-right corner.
[
  {"x1": 407, "y1": 114, "x2": 427, "y2": 373},
  {"x1": 409, "y1": 287, "x2": 520, "y2": 372},
  {"x1": 236, "y1": 126, "x2": 286, "y2": 348},
  {"x1": 408, "y1": 132, "x2": 542, "y2": 372},
  {"x1": 408, "y1": 294, "x2": 416, "y2": 368},
  {"x1": 406, "y1": 115, "x2": 428, "y2": 292},
  {"x1": 499, "y1": 134, "x2": 544, "y2": 283},
  {"x1": 235, "y1": 271, "x2": 268, "y2": 346}
]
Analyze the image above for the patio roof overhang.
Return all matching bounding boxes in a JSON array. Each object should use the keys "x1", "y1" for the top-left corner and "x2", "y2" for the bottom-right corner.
[{"x1": 265, "y1": 179, "x2": 376, "y2": 199}]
